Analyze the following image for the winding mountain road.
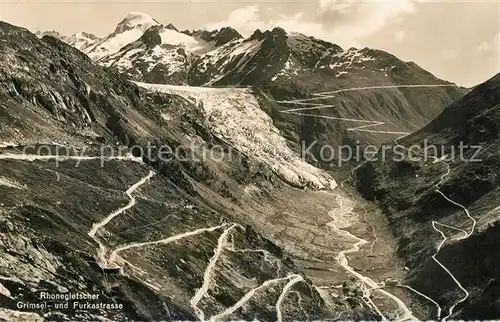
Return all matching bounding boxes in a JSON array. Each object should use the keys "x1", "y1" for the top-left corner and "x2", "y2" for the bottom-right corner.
[
  {"x1": 190, "y1": 223, "x2": 242, "y2": 320},
  {"x1": 277, "y1": 84, "x2": 473, "y2": 320},
  {"x1": 88, "y1": 170, "x2": 155, "y2": 268},
  {"x1": 209, "y1": 274, "x2": 303, "y2": 321},
  {"x1": 395, "y1": 136, "x2": 477, "y2": 321},
  {"x1": 275, "y1": 274, "x2": 305, "y2": 322},
  {"x1": 107, "y1": 223, "x2": 229, "y2": 265},
  {"x1": 278, "y1": 84, "x2": 457, "y2": 135}
]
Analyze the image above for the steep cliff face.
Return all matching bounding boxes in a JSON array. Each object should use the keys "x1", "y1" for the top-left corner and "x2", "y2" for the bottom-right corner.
[
  {"x1": 0, "y1": 21, "x2": 384, "y2": 321},
  {"x1": 355, "y1": 73, "x2": 500, "y2": 319}
]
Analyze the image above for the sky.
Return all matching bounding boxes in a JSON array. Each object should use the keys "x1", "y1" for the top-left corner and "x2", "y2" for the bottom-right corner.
[{"x1": 0, "y1": 0, "x2": 499, "y2": 87}]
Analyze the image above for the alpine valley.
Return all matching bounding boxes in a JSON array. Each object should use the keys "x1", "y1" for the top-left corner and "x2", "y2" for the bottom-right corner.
[{"x1": 0, "y1": 11, "x2": 498, "y2": 322}]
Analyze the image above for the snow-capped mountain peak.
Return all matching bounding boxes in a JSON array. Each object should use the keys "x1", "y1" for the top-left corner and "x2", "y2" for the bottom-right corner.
[
  {"x1": 66, "y1": 32, "x2": 100, "y2": 51},
  {"x1": 96, "y1": 22, "x2": 220, "y2": 84},
  {"x1": 68, "y1": 31, "x2": 99, "y2": 41},
  {"x1": 114, "y1": 12, "x2": 160, "y2": 34},
  {"x1": 84, "y1": 12, "x2": 161, "y2": 60}
]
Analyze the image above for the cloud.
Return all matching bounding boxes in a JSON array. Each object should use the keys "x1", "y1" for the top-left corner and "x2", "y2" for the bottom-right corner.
[
  {"x1": 476, "y1": 32, "x2": 500, "y2": 54},
  {"x1": 318, "y1": 0, "x2": 355, "y2": 12},
  {"x1": 206, "y1": 6, "x2": 345, "y2": 44},
  {"x1": 317, "y1": 0, "x2": 417, "y2": 38},
  {"x1": 205, "y1": 5, "x2": 264, "y2": 36},
  {"x1": 323, "y1": 1, "x2": 416, "y2": 39},
  {"x1": 205, "y1": 1, "x2": 418, "y2": 48},
  {"x1": 394, "y1": 31, "x2": 406, "y2": 42}
]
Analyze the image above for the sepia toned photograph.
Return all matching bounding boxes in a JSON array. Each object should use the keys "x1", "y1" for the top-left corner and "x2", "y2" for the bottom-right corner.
[{"x1": 0, "y1": 0, "x2": 499, "y2": 321}]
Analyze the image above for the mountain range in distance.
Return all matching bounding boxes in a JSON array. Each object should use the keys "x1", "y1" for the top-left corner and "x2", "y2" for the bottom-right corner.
[{"x1": 34, "y1": 11, "x2": 468, "y2": 149}]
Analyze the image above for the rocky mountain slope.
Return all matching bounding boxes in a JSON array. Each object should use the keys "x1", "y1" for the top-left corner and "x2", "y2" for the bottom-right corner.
[
  {"x1": 57, "y1": 12, "x2": 466, "y2": 167},
  {"x1": 0, "y1": 20, "x2": 407, "y2": 321},
  {"x1": 191, "y1": 30, "x2": 465, "y2": 153},
  {"x1": 355, "y1": 73, "x2": 500, "y2": 319}
]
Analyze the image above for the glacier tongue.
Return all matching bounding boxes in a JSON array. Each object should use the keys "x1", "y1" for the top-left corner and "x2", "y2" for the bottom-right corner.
[{"x1": 136, "y1": 82, "x2": 337, "y2": 190}]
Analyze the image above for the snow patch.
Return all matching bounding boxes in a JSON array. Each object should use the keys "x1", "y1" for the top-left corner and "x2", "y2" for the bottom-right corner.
[
  {"x1": 159, "y1": 29, "x2": 198, "y2": 47},
  {"x1": 88, "y1": 29, "x2": 147, "y2": 60},
  {"x1": 329, "y1": 48, "x2": 376, "y2": 71},
  {"x1": 192, "y1": 38, "x2": 263, "y2": 84},
  {"x1": 273, "y1": 56, "x2": 304, "y2": 80},
  {"x1": 201, "y1": 39, "x2": 264, "y2": 86}
]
